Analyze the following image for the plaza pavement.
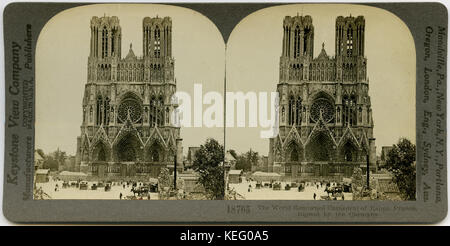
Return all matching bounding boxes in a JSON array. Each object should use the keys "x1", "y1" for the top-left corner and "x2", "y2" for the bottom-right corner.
[
  {"x1": 36, "y1": 179, "x2": 159, "y2": 200},
  {"x1": 229, "y1": 177, "x2": 352, "y2": 200}
]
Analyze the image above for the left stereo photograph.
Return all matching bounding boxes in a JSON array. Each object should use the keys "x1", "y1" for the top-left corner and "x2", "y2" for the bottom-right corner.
[{"x1": 34, "y1": 4, "x2": 226, "y2": 200}]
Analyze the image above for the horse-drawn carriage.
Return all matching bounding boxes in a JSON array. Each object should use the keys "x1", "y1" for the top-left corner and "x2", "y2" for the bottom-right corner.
[
  {"x1": 284, "y1": 184, "x2": 291, "y2": 190},
  {"x1": 79, "y1": 181, "x2": 88, "y2": 190},
  {"x1": 131, "y1": 186, "x2": 150, "y2": 196},
  {"x1": 272, "y1": 182, "x2": 282, "y2": 190},
  {"x1": 104, "y1": 182, "x2": 112, "y2": 192},
  {"x1": 325, "y1": 186, "x2": 344, "y2": 198},
  {"x1": 149, "y1": 183, "x2": 158, "y2": 193},
  {"x1": 70, "y1": 181, "x2": 79, "y2": 188}
]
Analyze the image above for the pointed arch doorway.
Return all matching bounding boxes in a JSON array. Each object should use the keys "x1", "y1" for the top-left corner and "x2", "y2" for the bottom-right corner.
[{"x1": 114, "y1": 133, "x2": 143, "y2": 176}]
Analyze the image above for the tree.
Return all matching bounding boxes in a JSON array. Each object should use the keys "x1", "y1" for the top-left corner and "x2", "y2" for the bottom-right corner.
[
  {"x1": 228, "y1": 149, "x2": 238, "y2": 160},
  {"x1": 36, "y1": 149, "x2": 45, "y2": 158},
  {"x1": 385, "y1": 138, "x2": 416, "y2": 200},
  {"x1": 192, "y1": 138, "x2": 224, "y2": 200},
  {"x1": 42, "y1": 148, "x2": 67, "y2": 171},
  {"x1": 43, "y1": 155, "x2": 58, "y2": 171},
  {"x1": 53, "y1": 148, "x2": 67, "y2": 169},
  {"x1": 245, "y1": 149, "x2": 259, "y2": 170},
  {"x1": 158, "y1": 168, "x2": 172, "y2": 200},
  {"x1": 235, "y1": 149, "x2": 259, "y2": 171},
  {"x1": 235, "y1": 156, "x2": 250, "y2": 171}
]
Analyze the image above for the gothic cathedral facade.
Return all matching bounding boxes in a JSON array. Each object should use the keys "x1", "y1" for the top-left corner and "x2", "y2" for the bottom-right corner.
[
  {"x1": 75, "y1": 15, "x2": 183, "y2": 178},
  {"x1": 268, "y1": 15, "x2": 377, "y2": 180}
]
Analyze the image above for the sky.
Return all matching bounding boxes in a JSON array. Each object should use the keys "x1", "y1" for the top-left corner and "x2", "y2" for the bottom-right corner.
[
  {"x1": 35, "y1": 4, "x2": 416, "y2": 157},
  {"x1": 225, "y1": 4, "x2": 416, "y2": 156}
]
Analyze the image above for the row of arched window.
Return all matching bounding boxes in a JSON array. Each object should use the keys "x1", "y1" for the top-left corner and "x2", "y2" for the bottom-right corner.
[
  {"x1": 90, "y1": 63, "x2": 166, "y2": 82},
  {"x1": 96, "y1": 96, "x2": 111, "y2": 126},
  {"x1": 287, "y1": 96, "x2": 302, "y2": 125},
  {"x1": 355, "y1": 25, "x2": 365, "y2": 56},
  {"x1": 286, "y1": 63, "x2": 336, "y2": 81},
  {"x1": 116, "y1": 63, "x2": 164, "y2": 69},
  {"x1": 95, "y1": 64, "x2": 112, "y2": 81},
  {"x1": 336, "y1": 25, "x2": 360, "y2": 57},
  {"x1": 288, "y1": 64, "x2": 304, "y2": 80},
  {"x1": 293, "y1": 26, "x2": 310, "y2": 58},
  {"x1": 346, "y1": 27, "x2": 354, "y2": 57},
  {"x1": 154, "y1": 27, "x2": 161, "y2": 58},
  {"x1": 93, "y1": 27, "x2": 119, "y2": 59},
  {"x1": 143, "y1": 24, "x2": 172, "y2": 58},
  {"x1": 309, "y1": 62, "x2": 336, "y2": 81},
  {"x1": 342, "y1": 95, "x2": 357, "y2": 126},
  {"x1": 148, "y1": 64, "x2": 165, "y2": 82},
  {"x1": 117, "y1": 67, "x2": 144, "y2": 81},
  {"x1": 282, "y1": 25, "x2": 313, "y2": 58},
  {"x1": 342, "y1": 63, "x2": 357, "y2": 81},
  {"x1": 101, "y1": 27, "x2": 109, "y2": 59},
  {"x1": 148, "y1": 97, "x2": 165, "y2": 126},
  {"x1": 343, "y1": 26, "x2": 365, "y2": 57},
  {"x1": 284, "y1": 63, "x2": 363, "y2": 82}
]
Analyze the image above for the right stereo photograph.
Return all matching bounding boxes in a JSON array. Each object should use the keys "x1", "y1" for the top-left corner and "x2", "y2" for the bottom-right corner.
[{"x1": 225, "y1": 4, "x2": 416, "y2": 201}]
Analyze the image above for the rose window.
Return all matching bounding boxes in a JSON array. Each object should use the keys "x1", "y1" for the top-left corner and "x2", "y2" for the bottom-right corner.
[
  {"x1": 118, "y1": 98, "x2": 142, "y2": 123},
  {"x1": 310, "y1": 98, "x2": 334, "y2": 123}
]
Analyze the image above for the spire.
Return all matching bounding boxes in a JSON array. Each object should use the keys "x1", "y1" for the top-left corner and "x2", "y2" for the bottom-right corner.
[
  {"x1": 125, "y1": 43, "x2": 136, "y2": 60},
  {"x1": 317, "y1": 42, "x2": 329, "y2": 59}
]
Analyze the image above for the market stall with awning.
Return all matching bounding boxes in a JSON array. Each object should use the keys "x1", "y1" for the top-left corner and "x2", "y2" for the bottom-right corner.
[
  {"x1": 57, "y1": 171, "x2": 88, "y2": 181},
  {"x1": 251, "y1": 171, "x2": 282, "y2": 182}
]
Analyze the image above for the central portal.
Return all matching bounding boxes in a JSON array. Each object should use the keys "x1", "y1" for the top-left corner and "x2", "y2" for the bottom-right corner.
[{"x1": 116, "y1": 134, "x2": 142, "y2": 162}]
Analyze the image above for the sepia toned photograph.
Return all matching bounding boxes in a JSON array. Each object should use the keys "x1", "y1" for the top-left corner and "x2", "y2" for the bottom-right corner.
[
  {"x1": 2, "y1": 0, "x2": 448, "y2": 225},
  {"x1": 34, "y1": 4, "x2": 225, "y2": 200},
  {"x1": 32, "y1": 3, "x2": 417, "y2": 202},
  {"x1": 224, "y1": 4, "x2": 416, "y2": 201}
]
